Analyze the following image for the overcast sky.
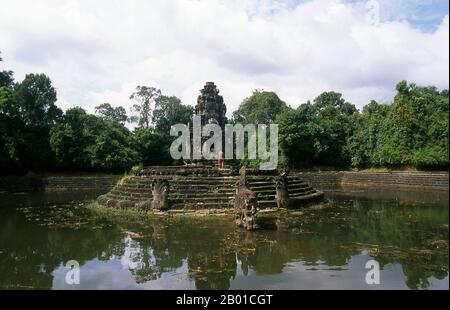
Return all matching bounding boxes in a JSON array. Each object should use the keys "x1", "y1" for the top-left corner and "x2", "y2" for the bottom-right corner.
[{"x1": 0, "y1": 0, "x2": 448, "y2": 116}]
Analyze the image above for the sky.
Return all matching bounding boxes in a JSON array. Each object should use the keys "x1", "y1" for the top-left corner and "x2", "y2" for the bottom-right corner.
[{"x1": 0, "y1": 0, "x2": 448, "y2": 117}]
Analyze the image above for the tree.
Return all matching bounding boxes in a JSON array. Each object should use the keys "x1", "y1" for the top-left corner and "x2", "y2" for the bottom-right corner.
[
  {"x1": 375, "y1": 81, "x2": 448, "y2": 168},
  {"x1": 50, "y1": 108, "x2": 95, "y2": 169},
  {"x1": 345, "y1": 81, "x2": 448, "y2": 169},
  {"x1": 277, "y1": 103, "x2": 317, "y2": 166},
  {"x1": 0, "y1": 87, "x2": 24, "y2": 170},
  {"x1": 131, "y1": 128, "x2": 173, "y2": 166},
  {"x1": 0, "y1": 55, "x2": 21, "y2": 171},
  {"x1": 50, "y1": 107, "x2": 138, "y2": 171},
  {"x1": 129, "y1": 86, "x2": 161, "y2": 128},
  {"x1": 311, "y1": 91, "x2": 357, "y2": 166},
  {"x1": 0, "y1": 52, "x2": 14, "y2": 88},
  {"x1": 277, "y1": 92, "x2": 358, "y2": 167},
  {"x1": 152, "y1": 95, "x2": 193, "y2": 134},
  {"x1": 95, "y1": 103, "x2": 128, "y2": 124},
  {"x1": 13, "y1": 74, "x2": 62, "y2": 126},
  {"x1": 312, "y1": 91, "x2": 357, "y2": 117},
  {"x1": 346, "y1": 101, "x2": 391, "y2": 167},
  {"x1": 87, "y1": 121, "x2": 138, "y2": 171},
  {"x1": 2, "y1": 74, "x2": 63, "y2": 171},
  {"x1": 232, "y1": 90, "x2": 287, "y2": 124}
]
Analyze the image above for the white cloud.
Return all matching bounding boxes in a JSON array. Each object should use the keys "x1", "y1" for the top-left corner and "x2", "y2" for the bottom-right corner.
[{"x1": 0, "y1": 0, "x2": 448, "y2": 119}]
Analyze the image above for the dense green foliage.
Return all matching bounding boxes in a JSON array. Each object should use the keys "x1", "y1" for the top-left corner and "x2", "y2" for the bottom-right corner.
[
  {"x1": 277, "y1": 91, "x2": 358, "y2": 167},
  {"x1": 129, "y1": 86, "x2": 161, "y2": 129},
  {"x1": 0, "y1": 53, "x2": 448, "y2": 173},
  {"x1": 95, "y1": 103, "x2": 128, "y2": 124},
  {"x1": 232, "y1": 90, "x2": 287, "y2": 124},
  {"x1": 152, "y1": 95, "x2": 194, "y2": 134},
  {"x1": 49, "y1": 107, "x2": 137, "y2": 172},
  {"x1": 277, "y1": 83, "x2": 448, "y2": 169},
  {"x1": 0, "y1": 55, "x2": 193, "y2": 173},
  {"x1": 347, "y1": 82, "x2": 449, "y2": 168},
  {"x1": 0, "y1": 71, "x2": 63, "y2": 172}
]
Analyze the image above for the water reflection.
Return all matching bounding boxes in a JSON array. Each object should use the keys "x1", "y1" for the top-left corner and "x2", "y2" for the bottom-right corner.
[{"x1": 0, "y1": 190, "x2": 448, "y2": 290}]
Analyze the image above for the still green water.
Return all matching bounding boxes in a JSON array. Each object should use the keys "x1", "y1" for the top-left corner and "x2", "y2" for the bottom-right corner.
[{"x1": 0, "y1": 188, "x2": 448, "y2": 290}]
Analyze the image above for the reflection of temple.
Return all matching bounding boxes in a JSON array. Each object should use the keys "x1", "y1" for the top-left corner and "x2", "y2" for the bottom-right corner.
[{"x1": 1, "y1": 199, "x2": 448, "y2": 289}]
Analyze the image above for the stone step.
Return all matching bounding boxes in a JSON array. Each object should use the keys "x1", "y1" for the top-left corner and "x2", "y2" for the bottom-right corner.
[
  {"x1": 170, "y1": 202, "x2": 231, "y2": 209},
  {"x1": 100, "y1": 171, "x2": 320, "y2": 210},
  {"x1": 288, "y1": 187, "x2": 314, "y2": 194},
  {"x1": 113, "y1": 186, "x2": 234, "y2": 194},
  {"x1": 131, "y1": 180, "x2": 238, "y2": 186},
  {"x1": 257, "y1": 200, "x2": 278, "y2": 208},
  {"x1": 109, "y1": 190, "x2": 150, "y2": 197},
  {"x1": 169, "y1": 196, "x2": 233, "y2": 203},
  {"x1": 118, "y1": 183, "x2": 237, "y2": 190},
  {"x1": 171, "y1": 189, "x2": 235, "y2": 195},
  {"x1": 103, "y1": 195, "x2": 140, "y2": 203},
  {"x1": 289, "y1": 191, "x2": 324, "y2": 207},
  {"x1": 255, "y1": 194, "x2": 276, "y2": 200},
  {"x1": 290, "y1": 190, "x2": 317, "y2": 197},
  {"x1": 247, "y1": 180, "x2": 307, "y2": 186},
  {"x1": 171, "y1": 183, "x2": 237, "y2": 188},
  {"x1": 110, "y1": 192, "x2": 151, "y2": 197},
  {"x1": 252, "y1": 188, "x2": 313, "y2": 197},
  {"x1": 121, "y1": 177, "x2": 238, "y2": 184},
  {"x1": 171, "y1": 187, "x2": 235, "y2": 193},
  {"x1": 171, "y1": 193, "x2": 235, "y2": 198},
  {"x1": 171, "y1": 176, "x2": 238, "y2": 180},
  {"x1": 111, "y1": 184, "x2": 312, "y2": 197},
  {"x1": 251, "y1": 189, "x2": 276, "y2": 195},
  {"x1": 114, "y1": 179, "x2": 311, "y2": 187},
  {"x1": 171, "y1": 182, "x2": 237, "y2": 187},
  {"x1": 171, "y1": 189, "x2": 234, "y2": 194},
  {"x1": 249, "y1": 183, "x2": 309, "y2": 190}
]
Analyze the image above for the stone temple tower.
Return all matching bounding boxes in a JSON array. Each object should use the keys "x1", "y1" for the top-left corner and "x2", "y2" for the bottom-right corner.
[
  {"x1": 195, "y1": 82, "x2": 227, "y2": 129},
  {"x1": 189, "y1": 82, "x2": 227, "y2": 163}
]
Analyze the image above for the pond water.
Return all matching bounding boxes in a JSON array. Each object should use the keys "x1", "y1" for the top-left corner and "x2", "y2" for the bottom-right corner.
[{"x1": 0, "y1": 188, "x2": 448, "y2": 290}]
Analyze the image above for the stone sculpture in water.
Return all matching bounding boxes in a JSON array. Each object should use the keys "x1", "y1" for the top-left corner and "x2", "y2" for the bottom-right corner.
[
  {"x1": 234, "y1": 167, "x2": 258, "y2": 230},
  {"x1": 151, "y1": 179, "x2": 170, "y2": 210}
]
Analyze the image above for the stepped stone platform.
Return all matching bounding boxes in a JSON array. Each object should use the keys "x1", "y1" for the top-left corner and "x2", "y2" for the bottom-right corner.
[{"x1": 97, "y1": 164, "x2": 324, "y2": 211}]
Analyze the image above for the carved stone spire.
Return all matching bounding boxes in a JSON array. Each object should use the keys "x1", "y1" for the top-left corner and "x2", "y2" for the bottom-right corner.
[{"x1": 195, "y1": 82, "x2": 227, "y2": 129}]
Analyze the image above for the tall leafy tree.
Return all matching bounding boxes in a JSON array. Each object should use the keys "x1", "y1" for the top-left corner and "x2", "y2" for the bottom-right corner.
[
  {"x1": 13, "y1": 74, "x2": 62, "y2": 126},
  {"x1": 152, "y1": 95, "x2": 194, "y2": 134},
  {"x1": 0, "y1": 52, "x2": 14, "y2": 88},
  {"x1": 87, "y1": 121, "x2": 137, "y2": 171},
  {"x1": 232, "y1": 90, "x2": 287, "y2": 124},
  {"x1": 129, "y1": 86, "x2": 161, "y2": 128},
  {"x1": 50, "y1": 107, "x2": 137, "y2": 171},
  {"x1": 0, "y1": 54, "x2": 21, "y2": 171},
  {"x1": 346, "y1": 101, "x2": 391, "y2": 167},
  {"x1": 6, "y1": 74, "x2": 63, "y2": 171},
  {"x1": 311, "y1": 91, "x2": 357, "y2": 166},
  {"x1": 95, "y1": 103, "x2": 128, "y2": 124},
  {"x1": 231, "y1": 90, "x2": 287, "y2": 167},
  {"x1": 131, "y1": 128, "x2": 173, "y2": 166},
  {"x1": 376, "y1": 81, "x2": 449, "y2": 168},
  {"x1": 278, "y1": 92, "x2": 357, "y2": 167},
  {"x1": 0, "y1": 86, "x2": 24, "y2": 170},
  {"x1": 277, "y1": 103, "x2": 317, "y2": 166},
  {"x1": 50, "y1": 107, "x2": 96, "y2": 169}
]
